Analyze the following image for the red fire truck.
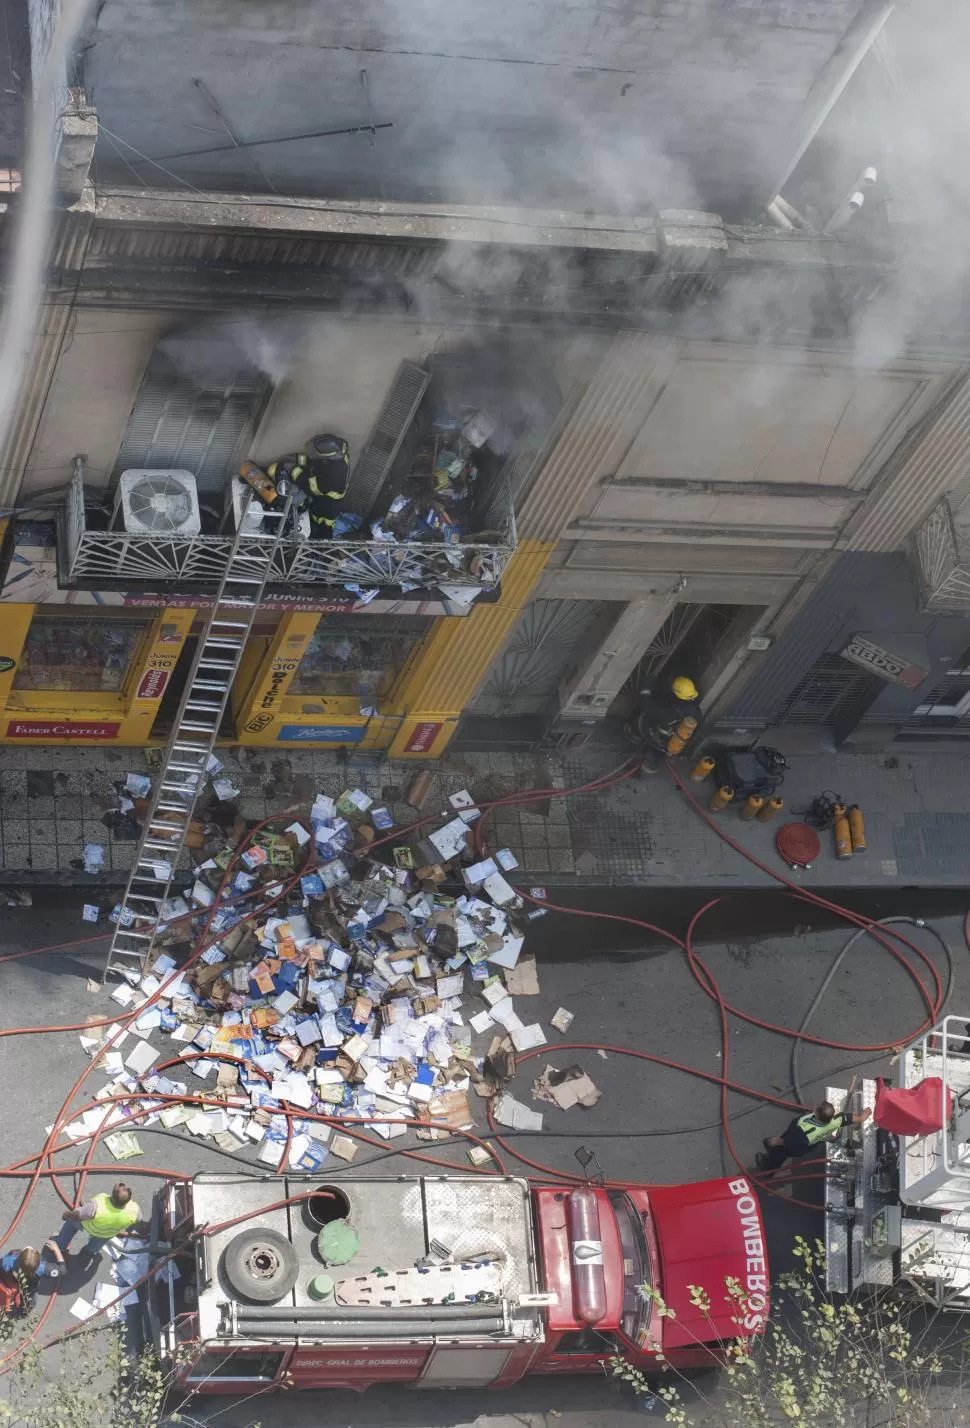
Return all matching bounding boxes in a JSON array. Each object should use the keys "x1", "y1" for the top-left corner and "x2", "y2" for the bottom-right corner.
[{"x1": 148, "y1": 1171, "x2": 768, "y2": 1395}]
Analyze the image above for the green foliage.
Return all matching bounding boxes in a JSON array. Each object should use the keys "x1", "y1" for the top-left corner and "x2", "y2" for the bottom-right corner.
[
  {"x1": 0, "y1": 1326, "x2": 167, "y2": 1428},
  {"x1": 608, "y1": 1236, "x2": 955, "y2": 1427},
  {"x1": 0, "y1": 1316, "x2": 271, "y2": 1428}
]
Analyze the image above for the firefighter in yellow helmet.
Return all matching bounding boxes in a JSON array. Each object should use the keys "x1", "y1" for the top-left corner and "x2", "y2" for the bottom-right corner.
[
  {"x1": 670, "y1": 676, "x2": 699, "y2": 703},
  {"x1": 635, "y1": 673, "x2": 700, "y2": 769},
  {"x1": 267, "y1": 434, "x2": 350, "y2": 539}
]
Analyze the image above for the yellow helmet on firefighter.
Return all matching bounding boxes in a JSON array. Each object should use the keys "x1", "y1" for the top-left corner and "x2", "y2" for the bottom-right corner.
[{"x1": 671, "y1": 676, "x2": 699, "y2": 702}]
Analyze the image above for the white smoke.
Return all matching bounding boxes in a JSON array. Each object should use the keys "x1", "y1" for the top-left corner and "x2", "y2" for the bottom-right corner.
[{"x1": 0, "y1": 0, "x2": 98, "y2": 503}]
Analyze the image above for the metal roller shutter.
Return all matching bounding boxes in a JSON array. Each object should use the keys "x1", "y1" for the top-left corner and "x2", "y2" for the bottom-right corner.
[
  {"x1": 476, "y1": 416, "x2": 549, "y2": 532},
  {"x1": 344, "y1": 361, "x2": 430, "y2": 518},
  {"x1": 773, "y1": 653, "x2": 881, "y2": 729},
  {"x1": 112, "y1": 351, "x2": 270, "y2": 497}
]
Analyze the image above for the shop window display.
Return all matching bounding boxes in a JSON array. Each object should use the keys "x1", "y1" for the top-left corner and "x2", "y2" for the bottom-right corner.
[
  {"x1": 12, "y1": 616, "x2": 151, "y2": 693},
  {"x1": 289, "y1": 617, "x2": 431, "y2": 703}
]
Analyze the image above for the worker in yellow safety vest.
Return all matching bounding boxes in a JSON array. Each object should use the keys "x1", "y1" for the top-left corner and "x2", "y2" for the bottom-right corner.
[
  {"x1": 46, "y1": 1181, "x2": 143, "y2": 1265},
  {"x1": 756, "y1": 1089, "x2": 871, "y2": 1173},
  {"x1": 267, "y1": 433, "x2": 350, "y2": 539}
]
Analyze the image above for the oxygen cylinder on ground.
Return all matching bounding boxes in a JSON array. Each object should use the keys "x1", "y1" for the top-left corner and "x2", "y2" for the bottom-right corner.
[
  {"x1": 709, "y1": 785, "x2": 734, "y2": 812},
  {"x1": 848, "y1": 804, "x2": 866, "y2": 851},
  {"x1": 689, "y1": 755, "x2": 716, "y2": 783},
  {"x1": 740, "y1": 794, "x2": 764, "y2": 821},
  {"x1": 833, "y1": 803, "x2": 852, "y2": 859},
  {"x1": 756, "y1": 796, "x2": 784, "y2": 823}
]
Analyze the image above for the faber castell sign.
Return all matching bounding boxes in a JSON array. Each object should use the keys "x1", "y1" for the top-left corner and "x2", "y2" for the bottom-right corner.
[{"x1": 841, "y1": 635, "x2": 928, "y2": 690}]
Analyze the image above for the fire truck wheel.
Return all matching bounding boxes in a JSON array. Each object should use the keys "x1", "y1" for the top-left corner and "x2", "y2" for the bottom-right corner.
[{"x1": 222, "y1": 1228, "x2": 299, "y2": 1303}]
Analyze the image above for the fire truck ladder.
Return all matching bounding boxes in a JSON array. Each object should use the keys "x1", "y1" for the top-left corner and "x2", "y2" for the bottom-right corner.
[{"x1": 101, "y1": 489, "x2": 295, "y2": 982}]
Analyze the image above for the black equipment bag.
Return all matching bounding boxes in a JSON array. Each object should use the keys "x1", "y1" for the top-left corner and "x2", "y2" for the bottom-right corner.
[{"x1": 712, "y1": 746, "x2": 787, "y2": 798}]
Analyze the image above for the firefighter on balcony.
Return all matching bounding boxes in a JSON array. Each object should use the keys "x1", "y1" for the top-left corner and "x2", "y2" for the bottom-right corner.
[
  {"x1": 634, "y1": 674, "x2": 700, "y2": 772},
  {"x1": 268, "y1": 433, "x2": 351, "y2": 539}
]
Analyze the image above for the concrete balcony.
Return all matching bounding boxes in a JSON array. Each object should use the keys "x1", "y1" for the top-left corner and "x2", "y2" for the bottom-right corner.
[{"x1": 60, "y1": 463, "x2": 515, "y2": 593}]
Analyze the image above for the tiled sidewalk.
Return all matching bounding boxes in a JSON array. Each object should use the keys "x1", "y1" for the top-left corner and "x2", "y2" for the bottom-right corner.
[
  {"x1": 0, "y1": 744, "x2": 573, "y2": 884},
  {"x1": 1, "y1": 741, "x2": 969, "y2": 887}
]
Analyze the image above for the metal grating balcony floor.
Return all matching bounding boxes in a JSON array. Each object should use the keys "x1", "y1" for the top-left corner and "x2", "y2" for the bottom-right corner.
[{"x1": 63, "y1": 463, "x2": 515, "y2": 591}]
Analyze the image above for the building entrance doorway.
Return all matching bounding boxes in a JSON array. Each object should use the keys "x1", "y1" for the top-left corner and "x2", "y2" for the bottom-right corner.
[{"x1": 609, "y1": 604, "x2": 746, "y2": 722}]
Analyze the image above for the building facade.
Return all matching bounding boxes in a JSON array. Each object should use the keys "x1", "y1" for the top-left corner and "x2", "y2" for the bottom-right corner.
[{"x1": 4, "y1": 0, "x2": 970, "y2": 757}]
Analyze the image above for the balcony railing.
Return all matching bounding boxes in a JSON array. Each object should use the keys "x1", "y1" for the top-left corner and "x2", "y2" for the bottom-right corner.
[
  {"x1": 913, "y1": 496, "x2": 970, "y2": 611},
  {"x1": 62, "y1": 463, "x2": 516, "y2": 591}
]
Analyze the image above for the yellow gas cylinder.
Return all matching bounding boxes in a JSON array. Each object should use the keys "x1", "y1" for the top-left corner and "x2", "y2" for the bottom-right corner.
[
  {"x1": 740, "y1": 794, "x2": 764, "y2": 821},
  {"x1": 833, "y1": 803, "x2": 852, "y2": 859},
  {"x1": 689, "y1": 755, "x2": 716, "y2": 783},
  {"x1": 756, "y1": 796, "x2": 784, "y2": 823},
  {"x1": 666, "y1": 716, "x2": 698, "y2": 755},
  {"x1": 238, "y1": 461, "x2": 280, "y2": 504},
  {"x1": 709, "y1": 785, "x2": 734, "y2": 812},
  {"x1": 848, "y1": 804, "x2": 866, "y2": 852}
]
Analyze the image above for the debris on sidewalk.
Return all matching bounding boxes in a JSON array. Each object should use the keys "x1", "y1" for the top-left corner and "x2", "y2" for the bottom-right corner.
[
  {"x1": 492, "y1": 1093, "x2": 543, "y2": 1132},
  {"x1": 69, "y1": 1295, "x2": 98, "y2": 1322},
  {"x1": 79, "y1": 780, "x2": 560, "y2": 1167},
  {"x1": 103, "y1": 1130, "x2": 143, "y2": 1161},
  {"x1": 532, "y1": 1065, "x2": 601, "y2": 1111},
  {"x1": 505, "y1": 956, "x2": 539, "y2": 996},
  {"x1": 550, "y1": 1007, "x2": 574, "y2": 1034},
  {"x1": 82, "y1": 844, "x2": 105, "y2": 875}
]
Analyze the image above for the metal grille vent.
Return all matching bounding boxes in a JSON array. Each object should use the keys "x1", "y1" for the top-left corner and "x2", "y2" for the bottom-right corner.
[{"x1": 120, "y1": 473, "x2": 197, "y2": 533}]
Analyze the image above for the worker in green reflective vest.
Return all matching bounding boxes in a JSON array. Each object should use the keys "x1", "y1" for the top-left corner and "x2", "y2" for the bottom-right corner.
[
  {"x1": 756, "y1": 1091, "x2": 871, "y2": 1172},
  {"x1": 46, "y1": 1181, "x2": 143, "y2": 1265}
]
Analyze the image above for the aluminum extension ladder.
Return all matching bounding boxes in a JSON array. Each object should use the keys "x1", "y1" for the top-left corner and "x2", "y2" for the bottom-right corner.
[{"x1": 101, "y1": 489, "x2": 294, "y2": 982}]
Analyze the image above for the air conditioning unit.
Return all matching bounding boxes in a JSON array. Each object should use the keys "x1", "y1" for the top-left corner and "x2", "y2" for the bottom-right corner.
[
  {"x1": 113, "y1": 470, "x2": 201, "y2": 536},
  {"x1": 225, "y1": 477, "x2": 265, "y2": 534}
]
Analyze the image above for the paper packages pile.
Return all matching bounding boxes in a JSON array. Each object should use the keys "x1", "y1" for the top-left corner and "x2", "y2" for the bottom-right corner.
[{"x1": 76, "y1": 786, "x2": 550, "y2": 1170}]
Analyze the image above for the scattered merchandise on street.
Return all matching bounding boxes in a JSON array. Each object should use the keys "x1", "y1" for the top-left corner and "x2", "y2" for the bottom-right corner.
[
  {"x1": 68, "y1": 767, "x2": 593, "y2": 1171},
  {"x1": 0, "y1": 746, "x2": 963, "y2": 1410}
]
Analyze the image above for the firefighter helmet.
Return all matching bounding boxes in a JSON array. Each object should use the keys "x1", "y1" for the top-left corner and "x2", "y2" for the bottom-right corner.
[
  {"x1": 310, "y1": 433, "x2": 347, "y2": 459},
  {"x1": 671, "y1": 676, "x2": 699, "y2": 702}
]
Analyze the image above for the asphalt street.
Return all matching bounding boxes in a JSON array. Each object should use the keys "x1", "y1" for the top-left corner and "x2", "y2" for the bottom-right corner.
[{"x1": 0, "y1": 884, "x2": 965, "y2": 1427}]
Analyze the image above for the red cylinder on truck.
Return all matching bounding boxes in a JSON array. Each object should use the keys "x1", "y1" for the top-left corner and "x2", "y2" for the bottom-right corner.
[{"x1": 566, "y1": 1188, "x2": 608, "y2": 1325}]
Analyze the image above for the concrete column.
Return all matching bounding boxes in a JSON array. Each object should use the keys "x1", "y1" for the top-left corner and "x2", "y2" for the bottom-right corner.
[
  {"x1": 555, "y1": 591, "x2": 679, "y2": 723},
  {"x1": 0, "y1": 206, "x2": 93, "y2": 506}
]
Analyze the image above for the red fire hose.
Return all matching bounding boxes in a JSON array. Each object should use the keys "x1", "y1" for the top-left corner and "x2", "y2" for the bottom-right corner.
[{"x1": 0, "y1": 751, "x2": 955, "y2": 1366}]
